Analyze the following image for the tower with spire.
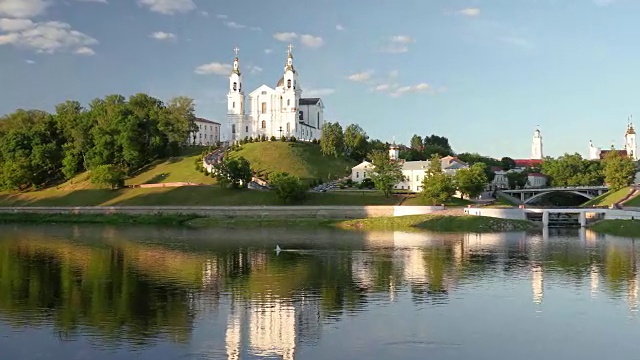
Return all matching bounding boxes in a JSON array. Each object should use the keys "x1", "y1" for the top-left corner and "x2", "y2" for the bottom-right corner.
[
  {"x1": 531, "y1": 126, "x2": 543, "y2": 160},
  {"x1": 226, "y1": 44, "x2": 325, "y2": 143},
  {"x1": 625, "y1": 115, "x2": 637, "y2": 160}
]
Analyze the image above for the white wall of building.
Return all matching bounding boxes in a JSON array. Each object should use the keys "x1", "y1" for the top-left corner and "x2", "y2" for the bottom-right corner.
[{"x1": 191, "y1": 119, "x2": 221, "y2": 146}]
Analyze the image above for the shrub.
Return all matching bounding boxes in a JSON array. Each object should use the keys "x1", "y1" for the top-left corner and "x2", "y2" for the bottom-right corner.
[
  {"x1": 290, "y1": 136, "x2": 296, "y2": 142},
  {"x1": 204, "y1": 169, "x2": 210, "y2": 176},
  {"x1": 270, "y1": 136, "x2": 277, "y2": 141},
  {"x1": 269, "y1": 172, "x2": 307, "y2": 204},
  {"x1": 281, "y1": 136, "x2": 287, "y2": 142}
]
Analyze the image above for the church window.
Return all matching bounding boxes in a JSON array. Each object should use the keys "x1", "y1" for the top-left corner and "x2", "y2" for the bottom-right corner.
[
  {"x1": 286, "y1": 122, "x2": 290, "y2": 132},
  {"x1": 287, "y1": 79, "x2": 292, "y2": 89},
  {"x1": 233, "y1": 82, "x2": 237, "y2": 91},
  {"x1": 287, "y1": 99, "x2": 290, "y2": 106},
  {"x1": 261, "y1": 91, "x2": 267, "y2": 95},
  {"x1": 298, "y1": 111, "x2": 303, "y2": 121},
  {"x1": 356, "y1": 172, "x2": 359, "y2": 178},
  {"x1": 233, "y1": 102, "x2": 235, "y2": 109},
  {"x1": 280, "y1": 96, "x2": 283, "y2": 110},
  {"x1": 245, "y1": 126, "x2": 248, "y2": 133},
  {"x1": 261, "y1": 102, "x2": 267, "y2": 114},
  {"x1": 317, "y1": 113, "x2": 320, "y2": 128},
  {"x1": 232, "y1": 124, "x2": 236, "y2": 134},
  {"x1": 261, "y1": 120, "x2": 266, "y2": 129}
]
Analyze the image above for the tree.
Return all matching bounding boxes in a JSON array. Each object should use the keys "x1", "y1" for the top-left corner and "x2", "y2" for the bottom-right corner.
[
  {"x1": 369, "y1": 150, "x2": 403, "y2": 198},
  {"x1": 343, "y1": 124, "x2": 369, "y2": 161},
  {"x1": 213, "y1": 156, "x2": 253, "y2": 189},
  {"x1": 423, "y1": 134, "x2": 452, "y2": 153},
  {"x1": 602, "y1": 151, "x2": 637, "y2": 190},
  {"x1": 506, "y1": 171, "x2": 528, "y2": 190},
  {"x1": 90, "y1": 164, "x2": 125, "y2": 189},
  {"x1": 421, "y1": 155, "x2": 455, "y2": 205},
  {"x1": 162, "y1": 96, "x2": 197, "y2": 155},
  {"x1": 410, "y1": 135, "x2": 423, "y2": 151},
  {"x1": 455, "y1": 163, "x2": 489, "y2": 198},
  {"x1": 269, "y1": 172, "x2": 307, "y2": 204},
  {"x1": 500, "y1": 157, "x2": 516, "y2": 171},
  {"x1": 541, "y1": 153, "x2": 604, "y2": 187},
  {"x1": 320, "y1": 122, "x2": 344, "y2": 157}
]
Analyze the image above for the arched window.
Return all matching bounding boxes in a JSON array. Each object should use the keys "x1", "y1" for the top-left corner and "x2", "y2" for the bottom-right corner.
[
  {"x1": 317, "y1": 113, "x2": 320, "y2": 128},
  {"x1": 287, "y1": 79, "x2": 292, "y2": 89},
  {"x1": 233, "y1": 82, "x2": 237, "y2": 91},
  {"x1": 261, "y1": 120, "x2": 266, "y2": 129},
  {"x1": 231, "y1": 124, "x2": 236, "y2": 134},
  {"x1": 286, "y1": 122, "x2": 290, "y2": 132}
]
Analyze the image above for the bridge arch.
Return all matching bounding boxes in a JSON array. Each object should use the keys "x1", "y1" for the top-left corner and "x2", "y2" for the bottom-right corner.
[{"x1": 524, "y1": 190, "x2": 595, "y2": 204}]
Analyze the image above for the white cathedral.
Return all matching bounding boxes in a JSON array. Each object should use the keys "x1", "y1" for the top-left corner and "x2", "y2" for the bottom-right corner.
[
  {"x1": 588, "y1": 119, "x2": 637, "y2": 161},
  {"x1": 227, "y1": 45, "x2": 325, "y2": 143}
]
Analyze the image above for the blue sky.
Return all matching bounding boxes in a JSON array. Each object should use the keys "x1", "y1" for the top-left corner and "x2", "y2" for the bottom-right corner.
[{"x1": 1, "y1": 0, "x2": 639, "y2": 159}]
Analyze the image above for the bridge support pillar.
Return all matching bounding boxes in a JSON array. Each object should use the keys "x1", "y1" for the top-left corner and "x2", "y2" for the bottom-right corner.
[
  {"x1": 521, "y1": 193, "x2": 525, "y2": 202},
  {"x1": 542, "y1": 211, "x2": 549, "y2": 227},
  {"x1": 579, "y1": 212, "x2": 587, "y2": 227}
]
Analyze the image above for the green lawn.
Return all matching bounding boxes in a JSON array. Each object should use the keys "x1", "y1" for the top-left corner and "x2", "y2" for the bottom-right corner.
[
  {"x1": 590, "y1": 220, "x2": 640, "y2": 237},
  {"x1": 624, "y1": 192, "x2": 640, "y2": 206},
  {"x1": 582, "y1": 187, "x2": 632, "y2": 207},
  {"x1": 0, "y1": 187, "x2": 399, "y2": 207},
  {"x1": 126, "y1": 147, "x2": 215, "y2": 186},
  {"x1": 401, "y1": 196, "x2": 473, "y2": 206},
  {"x1": 336, "y1": 214, "x2": 537, "y2": 232},
  {"x1": 230, "y1": 141, "x2": 355, "y2": 183}
]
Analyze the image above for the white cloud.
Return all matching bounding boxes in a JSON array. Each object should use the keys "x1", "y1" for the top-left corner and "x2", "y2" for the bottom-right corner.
[
  {"x1": 347, "y1": 71, "x2": 373, "y2": 82},
  {"x1": 194, "y1": 62, "x2": 232, "y2": 75},
  {"x1": 75, "y1": 46, "x2": 95, "y2": 55},
  {"x1": 390, "y1": 35, "x2": 415, "y2": 43},
  {"x1": 247, "y1": 65, "x2": 262, "y2": 74},
  {"x1": 25, "y1": 59, "x2": 34, "y2": 64},
  {"x1": 336, "y1": 24, "x2": 345, "y2": 31},
  {"x1": 390, "y1": 83, "x2": 432, "y2": 97},
  {"x1": 264, "y1": 48, "x2": 273, "y2": 54},
  {"x1": 216, "y1": 14, "x2": 227, "y2": 19},
  {"x1": 0, "y1": 0, "x2": 49, "y2": 18},
  {"x1": 305, "y1": 88, "x2": 335, "y2": 97},
  {"x1": 300, "y1": 34, "x2": 323, "y2": 48},
  {"x1": 225, "y1": 21, "x2": 245, "y2": 29},
  {"x1": 137, "y1": 0, "x2": 195, "y2": 15},
  {"x1": 0, "y1": 19, "x2": 98, "y2": 54},
  {"x1": 457, "y1": 8, "x2": 480, "y2": 17},
  {"x1": 150, "y1": 31, "x2": 176, "y2": 40},
  {"x1": 0, "y1": 18, "x2": 33, "y2": 31},
  {"x1": 200, "y1": 10, "x2": 208, "y2": 17},
  {"x1": 273, "y1": 32, "x2": 297, "y2": 42},
  {"x1": 373, "y1": 84, "x2": 391, "y2": 91}
]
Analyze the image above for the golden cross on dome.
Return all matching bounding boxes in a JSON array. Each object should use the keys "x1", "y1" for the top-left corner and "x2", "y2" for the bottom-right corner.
[
  {"x1": 234, "y1": 47, "x2": 239, "y2": 56},
  {"x1": 287, "y1": 43, "x2": 294, "y2": 55}
]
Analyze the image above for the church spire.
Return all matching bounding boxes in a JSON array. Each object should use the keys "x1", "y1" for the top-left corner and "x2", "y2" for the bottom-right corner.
[
  {"x1": 232, "y1": 47, "x2": 241, "y2": 76},
  {"x1": 284, "y1": 43, "x2": 295, "y2": 73}
]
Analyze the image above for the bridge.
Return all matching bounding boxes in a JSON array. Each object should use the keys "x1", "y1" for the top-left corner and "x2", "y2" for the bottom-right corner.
[{"x1": 501, "y1": 186, "x2": 609, "y2": 204}]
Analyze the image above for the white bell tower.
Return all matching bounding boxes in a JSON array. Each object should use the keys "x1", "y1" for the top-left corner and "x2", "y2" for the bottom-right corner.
[
  {"x1": 389, "y1": 140, "x2": 399, "y2": 161},
  {"x1": 227, "y1": 47, "x2": 244, "y2": 116},
  {"x1": 531, "y1": 126, "x2": 543, "y2": 160},
  {"x1": 625, "y1": 115, "x2": 637, "y2": 160},
  {"x1": 281, "y1": 44, "x2": 301, "y2": 137}
]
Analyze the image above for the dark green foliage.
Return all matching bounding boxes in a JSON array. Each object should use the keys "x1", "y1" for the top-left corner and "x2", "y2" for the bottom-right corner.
[
  {"x1": 270, "y1": 136, "x2": 277, "y2": 141},
  {"x1": 0, "y1": 93, "x2": 197, "y2": 190},
  {"x1": 90, "y1": 164, "x2": 126, "y2": 189},
  {"x1": 212, "y1": 156, "x2": 253, "y2": 189},
  {"x1": 269, "y1": 172, "x2": 308, "y2": 204}
]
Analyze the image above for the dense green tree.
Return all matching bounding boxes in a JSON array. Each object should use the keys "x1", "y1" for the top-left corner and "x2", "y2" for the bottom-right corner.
[
  {"x1": 269, "y1": 172, "x2": 307, "y2": 204},
  {"x1": 410, "y1": 134, "x2": 423, "y2": 151},
  {"x1": 541, "y1": 153, "x2": 604, "y2": 187},
  {"x1": 320, "y1": 122, "x2": 345, "y2": 157},
  {"x1": 343, "y1": 124, "x2": 369, "y2": 161},
  {"x1": 423, "y1": 134, "x2": 452, "y2": 153},
  {"x1": 369, "y1": 150, "x2": 403, "y2": 198},
  {"x1": 500, "y1": 157, "x2": 516, "y2": 170},
  {"x1": 602, "y1": 151, "x2": 637, "y2": 190},
  {"x1": 90, "y1": 164, "x2": 126, "y2": 189},
  {"x1": 213, "y1": 156, "x2": 253, "y2": 189},
  {"x1": 421, "y1": 155, "x2": 456, "y2": 205},
  {"x1": 455, "y1": 163, "x2": 489, "y2": 198},
  {"x1": 506, "y1": 171, "x2": 529, "y2": 190}
]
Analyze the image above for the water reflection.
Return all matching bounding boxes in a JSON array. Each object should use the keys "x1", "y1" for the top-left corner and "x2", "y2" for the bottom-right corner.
[{"x1": 0, "y1": 225, "x2": 639, "y2": 359}]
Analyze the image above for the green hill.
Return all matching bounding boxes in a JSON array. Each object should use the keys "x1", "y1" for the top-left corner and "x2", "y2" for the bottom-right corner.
[
  {"x1": 582, "y1": 187, "x2": 632, "y2": 207},
  {"x1": 229, "y1": 141, "x2": 355, "y2": 183},
  {"x1": 0, "y1": 143, "x2": 393, "y2": 207}
]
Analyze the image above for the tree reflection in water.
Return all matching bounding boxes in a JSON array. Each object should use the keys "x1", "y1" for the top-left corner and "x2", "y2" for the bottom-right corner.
[{"x1": 0, "y1": 224, "x2": 638, "y2": 354}]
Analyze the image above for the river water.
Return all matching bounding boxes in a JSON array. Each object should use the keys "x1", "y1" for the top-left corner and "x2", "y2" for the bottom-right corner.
[{"x1": 0, "y1": 224, "x2": 639, "y2": 360}]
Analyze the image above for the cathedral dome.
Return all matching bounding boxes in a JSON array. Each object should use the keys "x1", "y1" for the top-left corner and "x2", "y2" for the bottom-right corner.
[{"x1": 276, "y1": 76, "x2": 284, "y2": 88}]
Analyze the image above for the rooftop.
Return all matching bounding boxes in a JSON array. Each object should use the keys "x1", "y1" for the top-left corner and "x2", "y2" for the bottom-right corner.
[
  {"x1": 195, "y1": 117, "x2": 221, "y2": 125},
  {"x1": 299, "y1": 98, "x2": 321, "y2": 105}
]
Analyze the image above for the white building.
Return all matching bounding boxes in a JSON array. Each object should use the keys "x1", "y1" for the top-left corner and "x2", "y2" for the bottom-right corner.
[
  {"x1": 491, "y1": 169, "x2": 548, "y2": 190},
  {"x1": 588, "y1": 118, "x2": 637, "y2": 161},
  {"x1": 190, "y1": 118, "x2": 221, "y2": 146},
  {"x1": 531, "y1": 127, "x2": 543, "y2": 160},
  {"x1": 350, "y1": 144, "x2": 470, "y2": 193},
  {"x1": 227, "y1": 45, "x2": 325, "y2": 143}
]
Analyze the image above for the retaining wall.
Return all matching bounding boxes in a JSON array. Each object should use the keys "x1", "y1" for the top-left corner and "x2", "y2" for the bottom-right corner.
[{"x1": 0, "y1": 205, "x2": 445, "y2": 220}]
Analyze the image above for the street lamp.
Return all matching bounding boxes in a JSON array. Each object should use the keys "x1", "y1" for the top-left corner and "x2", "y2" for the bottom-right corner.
[{"x1": 279, "y1": 126, "x2": 283, "y2": 138}]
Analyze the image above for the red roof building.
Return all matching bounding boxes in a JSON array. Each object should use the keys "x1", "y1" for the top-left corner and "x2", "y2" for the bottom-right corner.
[{"x1": 514, "y1": 159, "x2": 543, "y2": 168}]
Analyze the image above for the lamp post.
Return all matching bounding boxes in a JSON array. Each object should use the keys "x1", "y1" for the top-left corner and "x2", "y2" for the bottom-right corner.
[{"x1": 279, "y1": 126, "x2": 283, "y2": 138}]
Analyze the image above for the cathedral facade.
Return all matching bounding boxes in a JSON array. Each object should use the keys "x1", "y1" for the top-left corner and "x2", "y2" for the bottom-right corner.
[
  {"x1": 588, "y1": 119, "x2": 637, "y2": 161},
  {"x1": 227, "y1": 45, "x2": 325, "y2": 143}
]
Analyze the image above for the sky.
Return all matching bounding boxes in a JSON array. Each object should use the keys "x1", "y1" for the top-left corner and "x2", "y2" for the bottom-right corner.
[{"x1": 1, "y1": 0, "x2": 639, "y2": 159}]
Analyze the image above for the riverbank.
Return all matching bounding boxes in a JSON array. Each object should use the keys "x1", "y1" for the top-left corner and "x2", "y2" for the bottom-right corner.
[
  {"x1": 589, "y1": 219, "x2": 640, "y2": 237},
  {"x1": 0, "y1": 212, "x2": 538, "y2": 233}
]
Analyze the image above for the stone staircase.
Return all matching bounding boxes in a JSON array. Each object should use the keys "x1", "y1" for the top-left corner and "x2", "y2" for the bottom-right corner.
[{"x1": 615, "y1": 185, "x2": 640, "y2": 208}]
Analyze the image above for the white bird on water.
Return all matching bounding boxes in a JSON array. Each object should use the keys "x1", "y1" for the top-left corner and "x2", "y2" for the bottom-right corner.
[{"x1": 275, "y1": 245, "x2": 282, "y2": 255}]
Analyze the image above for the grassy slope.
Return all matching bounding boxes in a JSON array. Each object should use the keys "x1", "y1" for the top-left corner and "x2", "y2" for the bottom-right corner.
[
  {"x1": 590, "y1": 220, "x2": 640, "y2": 237},
  {"x1": 0, "y1": 143, "x2": 397, "y2": 206},
  {"x1": 230, "y1": 141, "x2": 355, "y2": 183},
  {"x1": 401, "y1": 196, "x2": 473, "y2": 206},
  {"x1": 336, "y1": 214, "x2": 537, "y2": 232},
  {"x1": 582, "y1": 187, "x2": 631, "y2": 207},
  {"x1": 624, "y1": 193, "x2": 640, "y2": 206}
]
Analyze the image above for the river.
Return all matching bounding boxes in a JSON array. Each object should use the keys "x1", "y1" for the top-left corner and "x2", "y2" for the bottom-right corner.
[{"x1": 0, "y1": 224, "x2": 639, "y2": 359}]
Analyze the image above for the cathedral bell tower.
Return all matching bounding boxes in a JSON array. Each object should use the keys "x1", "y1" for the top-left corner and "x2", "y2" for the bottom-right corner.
[
  {"x1": 227, "y1": 47, "x2": 244, "y2": 116},
  {"x1": 279, "y1": 44, "x2": 301, "y2": 136},
  {"x1": 625, "y1": 116, "x2": 637, "y2": 160},
  {"x1": 531, "y1": 126, "x2": 543, "y2": 160}
]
